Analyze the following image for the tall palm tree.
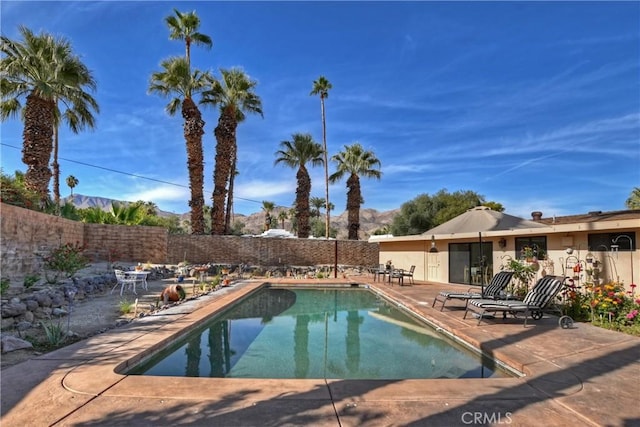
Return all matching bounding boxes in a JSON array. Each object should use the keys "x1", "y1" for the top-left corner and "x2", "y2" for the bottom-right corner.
[
  {"x1": 1, "y1": 26, "x2": 99, "y2": 206},
  {"x1": 274, "y1": 133, "x2": 324, "y2": 238},
  {"x1": 148, "y1": 56, "x2": 209, "y2": 234},
  {"x1": 262, "y1": 200, "x2": 275, "y2": 231},
  {"x1": 310, "y1": 76, "x2": 332, "y2": 238},
  {"x1": 330, "y1": 143, "x2": 382, "y2": 240},
  {"x1": 201, "y1": 68, "x2": 263, "y2": 235},
  {"x1": 165, "y1": 9, "x2": 212, "y2": 71},
  {"x1": 66, "y1": 175, "x2": 78, "y2": 196},
  {"x1": 52, "y1": 93, "x2": 98, "y2": 210}
]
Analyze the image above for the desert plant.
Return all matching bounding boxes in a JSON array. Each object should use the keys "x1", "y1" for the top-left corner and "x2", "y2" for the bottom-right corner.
[
  {"x1": 0, "y1": 278, "x2": 10, "y2": 296},
  {"x1": 23, "y1": 274, "x2": 40, "y2": 289},
  {"x1": 119, "y1": 299, "x2": 135, "y2": 315},
  {"x1": 40, "y1": 318, "x2": 66, "y2": 346},
  {"x1": 42, "y1": 242, "x2": 90, "y2": 278}
]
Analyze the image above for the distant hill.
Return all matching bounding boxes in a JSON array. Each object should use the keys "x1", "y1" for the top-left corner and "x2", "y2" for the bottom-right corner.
[{"x1": 66, "y1": 194, "x2": 399, "y2": 239}]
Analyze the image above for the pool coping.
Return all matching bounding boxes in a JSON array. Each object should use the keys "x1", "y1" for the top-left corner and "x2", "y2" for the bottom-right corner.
[{"x1": 2, "y1": 278, "x2": 639, "y2": 426}]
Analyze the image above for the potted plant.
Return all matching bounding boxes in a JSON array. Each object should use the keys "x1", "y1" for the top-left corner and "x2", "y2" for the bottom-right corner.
[
  {"x1": 521, "y1": 246, "x2": 535, "y2": 262},
  {"x1": 507, "y1": 259, "x2": 536, "y2": 298}
]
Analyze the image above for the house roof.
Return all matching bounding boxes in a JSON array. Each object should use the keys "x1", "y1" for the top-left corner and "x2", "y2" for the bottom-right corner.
[
  {"x1": 533, "y1": 209, "x2": 640, "y2": 226},
  {"x1": 423, "y1": 206, "x2": 546, "y2": 235}
]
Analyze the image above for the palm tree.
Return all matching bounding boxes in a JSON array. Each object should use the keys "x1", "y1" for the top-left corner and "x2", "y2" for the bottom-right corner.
[
  {"x1": 201, "y1": 68, "x2": 263, "y2": 235},
  {"x1": 310, "y1": 196, "x2": 325, "y2": 218},
  {"x1": 66, "y1": 175, "x2": 79, "y2": 196},
  {"x1": 274, "y1": 133, "x2": 324, "y2": 238},
  {"x1": 262, "y1": 200, "x2": 275, "y2": 231},
  {"x1": 330, "y1": 143, "x2": 382, "y2": 240},
  {"x1": 625, "y1": 187, "x2": 640, "y2": 209},
  {"x1": 277, "y1": 209, "x2": 289, "y2": 229},
  {"x1": 310, "y1": 76, "x2": 332, "y2": 238},
  {"x1": 52, "y1": 92, "x2": 98, "y2": 210},
  {"x1": 1, "y1": 26, "x2": 99, "y2": 206},
  {"x1": 148, "y1": 56, "x2": 209, "y2": 234},
  {"x1": 165, "y1": 9, "x2": 212, "y2": 71}
]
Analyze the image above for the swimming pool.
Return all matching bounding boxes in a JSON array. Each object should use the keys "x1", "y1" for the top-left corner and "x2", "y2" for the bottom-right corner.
[{"x1": 128, "y1": 286, "x2": 511, "y2": 379}]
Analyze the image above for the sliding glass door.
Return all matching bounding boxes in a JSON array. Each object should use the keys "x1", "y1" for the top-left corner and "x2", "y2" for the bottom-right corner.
[{"x1": 449, "y1": 241, "x2": 493, "y2": 285}]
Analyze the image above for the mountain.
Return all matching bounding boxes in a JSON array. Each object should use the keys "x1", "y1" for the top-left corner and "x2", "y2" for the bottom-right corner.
[{"x1": 66, "y1": 194, "x2": 398, "y2": 239}]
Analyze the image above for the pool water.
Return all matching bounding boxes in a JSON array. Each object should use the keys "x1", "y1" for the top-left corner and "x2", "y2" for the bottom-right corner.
[{"x1": 128, "y1": 287, "x2": 510, "y2": 379}]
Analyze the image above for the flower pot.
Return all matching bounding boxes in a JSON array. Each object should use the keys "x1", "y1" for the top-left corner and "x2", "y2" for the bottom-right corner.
[{"x1": 161, "y1": 284, "x2": 186, "y2": 303}]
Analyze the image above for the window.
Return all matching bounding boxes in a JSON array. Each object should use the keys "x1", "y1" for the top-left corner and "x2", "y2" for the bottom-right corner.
[
  {"x1": 588, "y1": 232, "x2": 636, "y2": 252},
  {"x1": 515, "y1": 236, "x2": 547, "y2": 260}
]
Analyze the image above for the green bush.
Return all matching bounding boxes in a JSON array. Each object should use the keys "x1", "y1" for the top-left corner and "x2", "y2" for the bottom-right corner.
[
  {"x1": 23, "y1": 274, "x2": 40, "y2": 289},
  {"x1": 43, "y1": 242, "x2": 90, "y2": 278},
  {"x1": 119, "y1": 299, "x2": 135, "y2": 314},
  {"x1": 0, "y1": 278, "x2": 9, "y2": 296}
]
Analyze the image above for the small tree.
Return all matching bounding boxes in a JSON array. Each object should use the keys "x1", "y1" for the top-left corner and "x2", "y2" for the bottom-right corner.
[{"x1": 66, "y1": 175, "x2": 79, "y2": 196}]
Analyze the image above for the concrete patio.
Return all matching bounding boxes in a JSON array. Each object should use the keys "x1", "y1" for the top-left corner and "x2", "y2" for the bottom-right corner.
[{"x1": 1, "y1": 276, "x2": 639, "y2": 426}]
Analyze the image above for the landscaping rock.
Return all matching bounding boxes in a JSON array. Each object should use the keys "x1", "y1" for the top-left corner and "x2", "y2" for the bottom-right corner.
[
  {"x1": 1, "y1": 334, "x2": 33, "y2": 353},
  {"x1": 1, "y1": 301, "x2": 27, "y2": 318}
]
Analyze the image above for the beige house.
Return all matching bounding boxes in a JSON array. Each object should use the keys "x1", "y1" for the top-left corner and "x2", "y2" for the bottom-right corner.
[{"x1": 374, "y1": 207, "x2": 639, "y2": 292}]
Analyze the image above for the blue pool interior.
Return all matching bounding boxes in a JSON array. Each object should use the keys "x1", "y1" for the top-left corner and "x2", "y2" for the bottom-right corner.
[{"x1": 128, "y1": 287, "x2": 513, "y2": 379}]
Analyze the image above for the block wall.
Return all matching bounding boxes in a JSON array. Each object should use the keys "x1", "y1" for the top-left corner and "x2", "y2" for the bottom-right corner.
[
  {"x1": 1, "y1": 203, "x2": 85, "y2": 276},
  {"x1": 167, "y1": 234, "x2": 379, "y2": 267},
  {"x1": 1, "y1": 203, "x2": 379, "y2": 278}
]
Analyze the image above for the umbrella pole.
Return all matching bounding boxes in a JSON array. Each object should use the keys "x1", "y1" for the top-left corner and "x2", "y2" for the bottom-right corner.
[{"x1": 479, "y1": 232, "x2": 484, "y2": 297}]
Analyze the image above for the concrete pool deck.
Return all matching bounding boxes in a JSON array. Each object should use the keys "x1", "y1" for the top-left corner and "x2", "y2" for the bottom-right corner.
[{"x1": 1, "y1": 277, "x2": 639, "y2": 426}]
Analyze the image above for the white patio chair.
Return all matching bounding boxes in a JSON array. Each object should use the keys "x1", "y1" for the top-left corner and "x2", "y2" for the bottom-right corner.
[{"x1": 112, "y1": 269, "x2": 138, "y2": 296}]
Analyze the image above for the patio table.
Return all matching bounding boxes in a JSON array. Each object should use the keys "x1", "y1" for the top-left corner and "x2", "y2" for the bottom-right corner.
[{"x1": 125, "y1": 270, "x2": 149, "y2": 292}]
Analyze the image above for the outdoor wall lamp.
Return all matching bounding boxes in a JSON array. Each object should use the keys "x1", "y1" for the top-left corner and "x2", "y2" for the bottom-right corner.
[
  {"x1": 429, "y1": 235, "x2": 438, "y2": 252},
  {"x1": 498, "y1": 238, "x2": 507, "y2": 249}
]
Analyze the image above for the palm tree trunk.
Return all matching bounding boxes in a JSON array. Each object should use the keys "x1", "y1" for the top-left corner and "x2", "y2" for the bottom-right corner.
[
  {"x1": 296, "y1": 167, "x2": 311, "y2": 238},
  {"x1": 212, "y1": 108, "x2": 237, "y2": 235},
  {"x1": 52, "y1": 123, "x2": 61, "y2": 213},
  {"x1": 346, "y1": 173, "x2": 361, "y2": 240},
  {"x1": 182, "y1": 97, "x2": 205, "y2": 234},
  {"x1": 321, "y1": 97, "x2": 330, "y2": 239},
  {"x1": 22, "y1": 93, "x2": 54, "y2": 207},
  {"x1": 224, "y1": 146, "x2": 237, "y2": 234}
]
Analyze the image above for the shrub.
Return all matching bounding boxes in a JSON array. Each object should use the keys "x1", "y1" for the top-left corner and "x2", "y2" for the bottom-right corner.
[
  {"x1": 43, "y1": 242, "x2": 90, "y2": 278},
  {"x1": 23, "y1": 274, "x2": 40, "y2": 289},
  {"x1": 119, "y1": 299, "x2": 135, "y2": 314},
  {"x1": 0, "y1": 278, "x2": 9, "y2": 296}
]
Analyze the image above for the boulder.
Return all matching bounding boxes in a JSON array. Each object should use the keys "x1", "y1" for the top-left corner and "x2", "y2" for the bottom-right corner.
[
  {"x1": 1, "y1": 334, "x2": 33, "y2": 353},
  {"x1": 1, "y1": 302, "x2": 27, "y2": 318}
]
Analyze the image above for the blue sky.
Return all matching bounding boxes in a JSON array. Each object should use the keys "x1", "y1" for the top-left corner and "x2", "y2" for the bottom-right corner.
[{"x1": 1, "y1": 1, "x2": 639, "y2": 220}]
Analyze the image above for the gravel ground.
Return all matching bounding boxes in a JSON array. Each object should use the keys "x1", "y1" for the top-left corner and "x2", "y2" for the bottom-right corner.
[{"x1": 1, "y1": 265, "x2": 198, "y2": 369}]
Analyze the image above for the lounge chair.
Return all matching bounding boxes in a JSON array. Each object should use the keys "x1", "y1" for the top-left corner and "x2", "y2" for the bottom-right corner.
[
  {"x1": 463, "y1": 275, "x2": 566, "y2": 326},
  {"x1": 432, "y1": 270, "x2": 514, "y2": 311}
]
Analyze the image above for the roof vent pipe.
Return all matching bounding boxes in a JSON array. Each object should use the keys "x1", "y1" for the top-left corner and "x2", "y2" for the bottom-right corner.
[{"x1": 531, "y1": 211, "x2": 543, "y2": 221}]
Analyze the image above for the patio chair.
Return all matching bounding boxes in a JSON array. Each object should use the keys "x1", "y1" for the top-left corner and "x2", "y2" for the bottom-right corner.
[
  {"x1": 402, "y1": 265, "x2": 416, "y2": 285},
  {"x1": 432, "y1": 270, "x2": 514, "y2": 311},
  {"x1": 463, "y1": 275, "x2": 566, "y2": 326},
  {"x1": 111, "y1": 269, "x2": 138, "y2": 296}
]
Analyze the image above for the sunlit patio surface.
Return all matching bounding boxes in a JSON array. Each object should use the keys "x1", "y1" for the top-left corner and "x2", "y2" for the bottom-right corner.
[{"x1": 2, "y1": 275, "x2": 638, "y2": 426}]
